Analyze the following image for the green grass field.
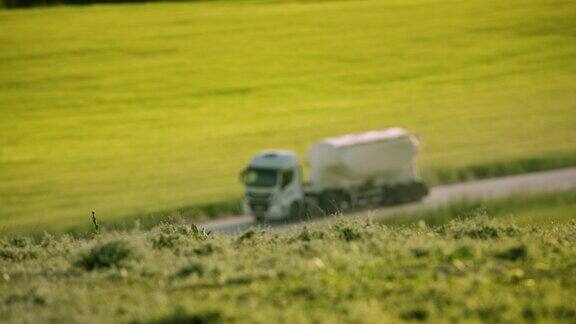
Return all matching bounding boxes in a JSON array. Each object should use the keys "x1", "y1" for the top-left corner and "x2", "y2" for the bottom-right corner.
[
  {"x1": 1, "y1": 191, "x2": 575, "y2": 322},
  {"x1": 1, "y1": 0, "x2": 576, "y2": 233}
]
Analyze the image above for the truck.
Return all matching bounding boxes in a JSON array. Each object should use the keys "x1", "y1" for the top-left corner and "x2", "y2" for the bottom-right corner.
[{"x1": 240, "y1": 128, "x2": 428, "y2": 221}]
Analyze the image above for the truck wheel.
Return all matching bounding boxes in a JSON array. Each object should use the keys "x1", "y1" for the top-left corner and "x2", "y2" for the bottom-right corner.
[
  {"x1": 305, "y1": 198, "x2": 325, "y2": 218},
  {"x1": 289, "y1": 201, "x2": 303, "y2": 220},
  {"x1": 320, "y1": 191, "x2": 350, "y2": 215},
  {"x1": 254, "y1": 214, "x2": 265, "y2": 223}
]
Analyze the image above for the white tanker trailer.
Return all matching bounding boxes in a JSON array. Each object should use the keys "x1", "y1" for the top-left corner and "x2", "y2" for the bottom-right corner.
[{"x1": 240, "y1": 128, "x2": 428, "y2": 221}]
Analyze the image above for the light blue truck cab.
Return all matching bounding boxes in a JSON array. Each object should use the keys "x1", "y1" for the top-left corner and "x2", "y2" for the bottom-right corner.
[{"x1": 240, "y1": 151, "x2": 304, "y2": 221}]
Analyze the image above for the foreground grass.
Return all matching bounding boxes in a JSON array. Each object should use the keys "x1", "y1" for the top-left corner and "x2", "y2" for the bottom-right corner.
[
  {"x1": 1, "y1": 193, "x2": 575, "y2": 322},
  {"x1": 1, "y1": 0, "x2": 576, "y2": 233}
]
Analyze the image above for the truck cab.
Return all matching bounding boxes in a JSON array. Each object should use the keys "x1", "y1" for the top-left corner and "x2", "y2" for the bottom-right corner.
[{"x1": 240, "y1": 150, "x2": 304, "y2": 221}]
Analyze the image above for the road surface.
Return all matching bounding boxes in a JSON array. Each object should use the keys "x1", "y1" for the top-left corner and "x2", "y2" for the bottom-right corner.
[{"x1": 200, "y1": 167, "x2": 576, "y2": 234}]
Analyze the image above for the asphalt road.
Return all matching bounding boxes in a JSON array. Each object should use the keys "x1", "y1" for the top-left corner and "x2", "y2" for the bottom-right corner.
[{"x1": 199, "y1": 168, "x2": 576, "y2": 235}]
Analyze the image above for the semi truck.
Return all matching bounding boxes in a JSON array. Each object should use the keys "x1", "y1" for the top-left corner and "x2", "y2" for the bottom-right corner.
[{"x1": 240, "y1": 128, "x2": 428, "y2": 221}]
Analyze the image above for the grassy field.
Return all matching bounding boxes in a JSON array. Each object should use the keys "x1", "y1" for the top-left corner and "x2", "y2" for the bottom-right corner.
[
  {"x1": 1, "y1": 0, "x2": 576, "y2": 233},
  {"x1": 1, "y1": 191, "x2": 575, "y2": 322}
]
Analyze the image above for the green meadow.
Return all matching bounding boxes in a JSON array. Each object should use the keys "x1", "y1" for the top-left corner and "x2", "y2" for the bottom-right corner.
[
  {"x1": 1, "y1": 191, "x2": 575, "y2": 322},
  {"x1": 1, "y1": 0, "x2": 576, "y2": 233}
]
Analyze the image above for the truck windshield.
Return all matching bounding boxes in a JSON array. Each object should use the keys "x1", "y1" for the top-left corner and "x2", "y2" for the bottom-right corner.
[{"x1": 243, "y1": 168, "x2": 278, "y2": 187}]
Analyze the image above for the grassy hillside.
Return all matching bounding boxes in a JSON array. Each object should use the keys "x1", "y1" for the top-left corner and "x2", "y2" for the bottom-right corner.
[
  {"x1": 1, "y1": 192, "x2": 575, "y2": 322},
  {"x1": 1, "y1": 0, "x2": 576, "y2": 233}
]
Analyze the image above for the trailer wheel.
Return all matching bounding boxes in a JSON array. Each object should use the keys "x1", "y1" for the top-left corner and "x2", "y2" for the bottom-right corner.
[
  {"x1": 398, "y1": 183, "x2": 413, "y2": 203},
  {"x1": 411, "y1": 181, "x2": 429, "y2": 201},
  {"x1": 380, "y1": 185, "x2": 396, "y2": 206}
]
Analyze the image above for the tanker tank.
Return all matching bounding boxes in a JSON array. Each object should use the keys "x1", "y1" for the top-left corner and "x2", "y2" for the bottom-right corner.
[{"x1": 306, "y1": 128, "x2": 420, "y2": 190}]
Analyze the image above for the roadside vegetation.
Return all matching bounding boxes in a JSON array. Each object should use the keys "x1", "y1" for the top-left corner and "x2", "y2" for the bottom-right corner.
[
  {"x1": 1, "y1": 0, "x2": 576, "y2": 233},
  {"x1": 381, "y1": 190, "x2": 576, "y2": 227},
  {"x1": 1, "y1": 191, "x2": 575, "y2": 322}
]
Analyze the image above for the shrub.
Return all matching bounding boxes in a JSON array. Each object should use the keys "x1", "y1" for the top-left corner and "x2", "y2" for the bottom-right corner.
[
  {"x1": 333, "y1": 224, "x2": 362, "y2": 242},
  {"x1": 439, "y1": 219, "x2": 520, "y2": 240},
  {"x1": 151, "y1": 308, "x2": 224, "y2": 324},
  {"x1": 495, "y1": 244, "x2": 528, "y2": 261},
  {"x1": 411, "y1": 247, "x2": 430, "y2": 258},
  {"x1": 193, "y1": 242, "x2": 219, "y2": 256},
  {"x1": 0, "y1": 237, "x2": 39, "y2": 261},
  {"x1": 400, "y1": 306, "x2": 429, "y2": 321},
  {"x1": 294, "y1": 227, "x2": 325, "y2": 242},
  {"x1": 4, "y1": 287, "x2": 48, "y2": 306},
  {"x1": 176, "y1": 263, "x2": 205, "y2": 278},
  {"x1": 158, "y1": 223, "x2": 210, "y2": 241},
  {"x1": 149, "y1": 224, "x2": 211, "y2": 251},
  {"x1": 2, "y1": 0, "x2": 152, "y2": 9},
  {"x1": 448, "y1": 244, "x2": 475, "y2": 260},
  {"x1": 150, "y1": 233, "x2": 181, "y2": 250},
  {"x1": 76, "y1": 240, "x2": 139, "y2": 270},
  {"x1": 236, "y1": 229, "x2": 264, "y2": 244}
]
